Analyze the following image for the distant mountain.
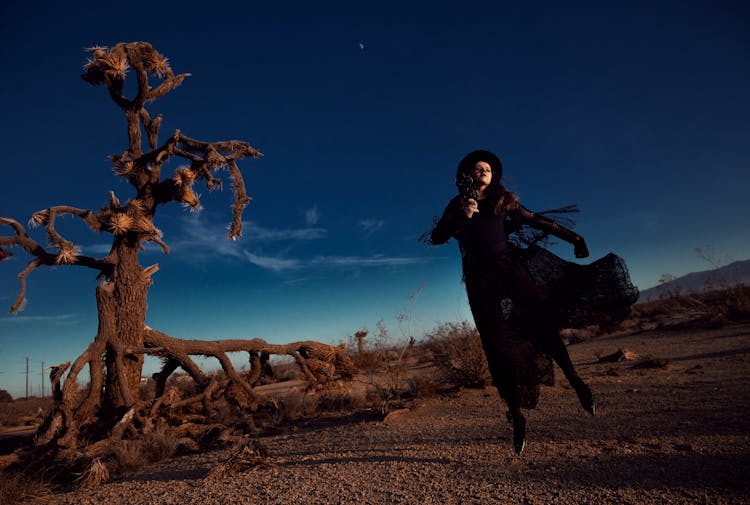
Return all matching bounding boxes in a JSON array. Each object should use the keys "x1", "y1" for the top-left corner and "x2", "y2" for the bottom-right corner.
[{"x1": 639, "y1": 259, "x2": 750, "y2": 301}]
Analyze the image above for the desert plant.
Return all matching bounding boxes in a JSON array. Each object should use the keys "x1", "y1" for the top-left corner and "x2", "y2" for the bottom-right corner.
[
  {"x1": 141, "y1": 421, "x2": 179, "y2": 462},
  {"x1": 629, "y1": 284, "x2": 750, "y2": 330},
  {"x1": 316, "y1": 388, "x2": 366, "y2": 414},
  {"x1": 0, "y1": 397, "x2": 53, "y2": 428},
  {"x1": 110, "y1": 439, "x2": 144, "y2": 473},
  {"x1": 272, "y1": 391, "x2": 320, "y2": 424},
  {"x1": 425, "y1": 321, "x2": 490, "y2": 389},
  {"x1": 0, "y1": 42, "x2": 357, "y2": 468},
  {"x1": 75, "y1": 458, "x2": 110, "y2": 488},
  {"x1": 0, "y1": 390, "x2": 12, "y2": 403}
]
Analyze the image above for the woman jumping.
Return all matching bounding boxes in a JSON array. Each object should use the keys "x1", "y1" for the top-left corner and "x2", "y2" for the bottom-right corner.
[{"x1": 430, "y1": 149, "x2": 596, "y2": 455}]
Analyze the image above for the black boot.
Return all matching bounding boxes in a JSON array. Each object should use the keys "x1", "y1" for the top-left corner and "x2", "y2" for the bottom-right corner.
[
  {"x1": 510, "y1": 410, "x2": 526, "y2": 455},
  {"x1": 572, "y1": 378, "x2": 596, "y2": 416}
]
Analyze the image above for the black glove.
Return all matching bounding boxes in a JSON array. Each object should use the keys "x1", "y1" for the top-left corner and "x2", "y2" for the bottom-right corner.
[{"x1": 574, "y1": 236, "x2": 589, "y2": 259}]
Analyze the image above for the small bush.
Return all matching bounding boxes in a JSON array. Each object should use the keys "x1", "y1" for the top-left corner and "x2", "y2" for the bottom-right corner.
[
  {"x1": 0, "y1": 397, "x2": 53, "y2": 427},
  {"x1": 406, "y1": 375, "x2": 440, "y2": 398},
  {"x1": 142, "y1": 423, "x2": 179, "y2": 462},
  {"x1": 273, "y1": 391, "x2": 319, "y2": 424},
  {"x1": 630, "y1": 285, "x2": 750, "y2": 329},
  {"x1": 560, "y1": 325, "x2": 601, "y2": 344},
  {"x1": 425, "y1": 321, "x2": 490, "y2": 389},
  {"x1": 111, "y1": 439, "x2": 144, "y2": 472},
  {"x1": 0, "y1": 390, "x2": 12, "y2": 403},
  {"x1": 76, "y1": 458, "x2": 110, "y2": 488},
  {"x1": 316, "y1": 389, "x2": 366, "y2": 413},
  {"x1": 272, "y1": 360, "x2": 304, "y2": 382},
  {"x1": 165, "y1": 373, "x2": 198, "y2": 397}
]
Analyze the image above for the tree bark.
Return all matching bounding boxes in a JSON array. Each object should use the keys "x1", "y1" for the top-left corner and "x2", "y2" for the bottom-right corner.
[{"x1": 102, "y1": 238, "x2": 149, "y2": 414}]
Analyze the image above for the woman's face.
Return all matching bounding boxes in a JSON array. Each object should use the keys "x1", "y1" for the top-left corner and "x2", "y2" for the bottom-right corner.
[{"x1": 471, "y1": 161, "x2": 492, "y2": 188}]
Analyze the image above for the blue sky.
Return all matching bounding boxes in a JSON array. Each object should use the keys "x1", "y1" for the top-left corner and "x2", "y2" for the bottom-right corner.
[{"x1": 1, "y1": 1, "x2": 748, "y2": 398}]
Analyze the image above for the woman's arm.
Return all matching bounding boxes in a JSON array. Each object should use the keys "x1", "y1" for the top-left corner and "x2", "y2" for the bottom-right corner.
[
  {"x1": 430, "y1": 197, "x2": 468, "y2": 245},
  {"x1": 516, "y1": 205, "x2": 589, "y2": 258}
]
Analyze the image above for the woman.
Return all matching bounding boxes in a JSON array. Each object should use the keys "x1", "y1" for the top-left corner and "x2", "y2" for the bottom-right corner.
[{"x1": 430, "y1": 149, "x2": 595, "y2": 455}]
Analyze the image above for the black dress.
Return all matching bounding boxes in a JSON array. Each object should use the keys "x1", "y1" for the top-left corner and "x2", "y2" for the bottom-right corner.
[{"x1": 431, "y1": 196, "x2": 636, "y2": 409}]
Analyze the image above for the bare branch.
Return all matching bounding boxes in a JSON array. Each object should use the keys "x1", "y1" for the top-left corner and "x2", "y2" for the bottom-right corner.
[
  {"x1": 33, "y1": 206, "x2": 104, "y2": 235},
  {"x1": 125, "y1": 43, "x2": 149, "y2": 110},
  {"x1": 1, "y1": 217, "x2": 48, "y2": 258},
  {"x1": 178, "y1": 133, "x2": 262, "y2": 159},
  {"x1": 2, "y1": 215, "x2": 113, "y2": 313},
  {"x1": 49, "y1": 361, "x2": 71, "y2": 402},
  {"x1": 11, "y1": 258, "x2": 42, "y2": 312},
  {"x1": 147, "y1": 73, "x2": 190, "y2": 102},
  {"x1": 142, "y1": 327, "x2": 357, "y2": 389},
  {"x1": 227, "y1": 160, "x2": 252, "y2": 240},
  {"x1": 139, "y1": 109, "x2": 164, "y2": 150}
]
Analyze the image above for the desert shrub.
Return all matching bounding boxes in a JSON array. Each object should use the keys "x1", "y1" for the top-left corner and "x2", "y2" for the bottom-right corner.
[
  {"x1": 111, "y1": 439, "x2": 145, "y2": 472},
  {"x1": 107, "y1": 423, "x2": 179, "y2": 474},
  {"x1": 75, "y1": 458, "x2": 110, "y2": 488},
  {"x1": 560, "y1": 325, "x2": 601, "y2": 344},
  {"x1": 271, "y1": 359, "x2": 304, "y2": 382},
  {"x1": 273, "y1": 391, "x2": 319, "y2": 424},
  {"x1": 316, "y1": 388, "x2": 366, "y2": 413},
  {"x1": 165, "y1": 373, "x2": 199, "y2": 397},
  {"x1": 425, "y1": 321, "x2": 490, "y2": 389},
  {"x1": 0, "y1": 397, "x2": 53, "y2": 427},
  {"x1": 704, "y1": 284, "x2": 750, "y2": 320},
  {"x1": 406, "y1": 375, "x2": 440, "y2": 398},
  {"x1": 630, "y1": 284, "x2": 750, "y2": 329},
  {"x1": 0, "y1": 390, "x2": 12, "y2": 403},
  {"x1": 142, "y1": 423, "x2": 179, "y2": 462}
]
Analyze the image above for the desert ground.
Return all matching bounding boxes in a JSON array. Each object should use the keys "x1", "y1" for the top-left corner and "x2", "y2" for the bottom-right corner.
[{"x1": 6, "y1": 321, "x2": 743, "y2": 504}]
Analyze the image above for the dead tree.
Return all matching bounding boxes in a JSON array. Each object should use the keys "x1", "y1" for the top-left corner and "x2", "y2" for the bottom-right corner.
[{"x1": 0, "y1": 42, "x2": 356, "y2": 463}]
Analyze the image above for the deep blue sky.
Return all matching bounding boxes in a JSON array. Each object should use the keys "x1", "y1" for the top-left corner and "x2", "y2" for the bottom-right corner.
[{"x1": 1, "y1": 1, "x2": 748, "y2": 397}]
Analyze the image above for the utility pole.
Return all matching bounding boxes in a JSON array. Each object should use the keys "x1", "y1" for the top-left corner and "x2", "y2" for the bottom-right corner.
[
  {"x1": 25, "y1": 356, "x2": 29, "y2": 399},
  {"x1": 41, "y1": 361, "x2": 45, "y2": 398}
]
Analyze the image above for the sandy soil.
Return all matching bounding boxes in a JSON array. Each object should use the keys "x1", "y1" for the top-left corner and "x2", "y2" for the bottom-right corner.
[{"x1": 36, "y1": 323, "x2": 750, "y2": 504}]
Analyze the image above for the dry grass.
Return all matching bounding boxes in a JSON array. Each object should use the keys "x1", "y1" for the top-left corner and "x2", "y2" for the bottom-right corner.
[
  {"x1": 0, "y1": 470, "x2": 52, "y2": 503},
  {"x1": 631, "y1": 285, "x2": 750, "y2": 328},
  {"x1": 316, "y1": 388, "x2": 367, "y2": 413},
  {"x1": 270, "y1": 358, "x2": 305, "y2": 383},
  {"x1": 142, "y1": 423, "x2": 179, "y2": 462},
  {"x1": 0, "y1": 397, "x2": 53, "y2": 428},
  {"x1": 204, "y1": 439, "x2": 273, "y2": 480},
  {"x1": 110, "y1": 439, "x2": 143, "y2": 473},
  {"x1": 273, "y1": 391, "x2": 319, "y2": 424},
  {"x1": 424, "y1": 321, "x2": 490, "y2": 389},
  {"x1": 107, "y1": 423, "x2": 179, "y2": 474},
  {"x1": 75, "y1": 458, "x2": 110, "y2": 489}
]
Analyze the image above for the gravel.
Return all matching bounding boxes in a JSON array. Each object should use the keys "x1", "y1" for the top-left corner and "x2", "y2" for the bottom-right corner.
[{"x1": 42, "y1": 323, "x2": 750, "y2": 504}]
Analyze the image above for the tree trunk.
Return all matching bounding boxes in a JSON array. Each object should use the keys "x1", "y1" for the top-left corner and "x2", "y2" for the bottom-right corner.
[{"x1": 101, "y1": 239, "x2": 149, "y2": 414}]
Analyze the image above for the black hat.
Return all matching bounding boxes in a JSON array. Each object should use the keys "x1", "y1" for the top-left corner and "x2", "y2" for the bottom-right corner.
[{"x1": 456, "y1": 149, "x2": 503, "y2": 181}]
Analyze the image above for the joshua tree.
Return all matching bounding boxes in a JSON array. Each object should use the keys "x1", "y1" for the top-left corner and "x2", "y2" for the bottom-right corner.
[{"x1": 0, "y1": 42, "x2": 355, "y2": 464}]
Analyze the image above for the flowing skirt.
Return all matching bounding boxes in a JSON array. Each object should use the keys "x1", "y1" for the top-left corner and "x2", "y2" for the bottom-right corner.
[{"x1": 464, "y1": 245, "x2": 638, "y2": 409}]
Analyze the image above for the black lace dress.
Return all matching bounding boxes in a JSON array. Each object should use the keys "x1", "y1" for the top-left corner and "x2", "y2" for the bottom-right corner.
[{"x1": 431, "y1": 196, "x2": 637, "y2": 409}]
